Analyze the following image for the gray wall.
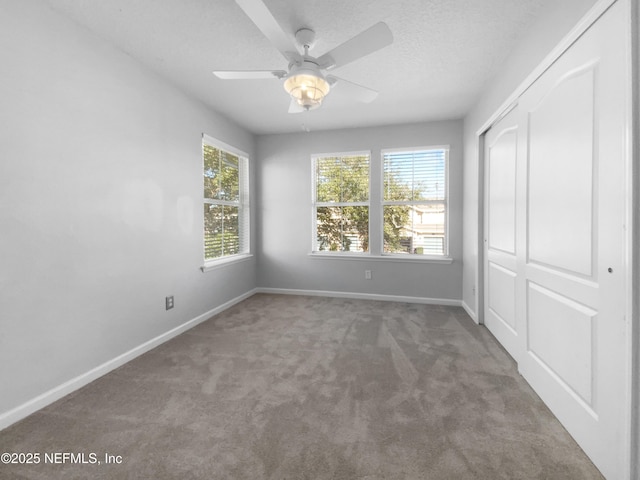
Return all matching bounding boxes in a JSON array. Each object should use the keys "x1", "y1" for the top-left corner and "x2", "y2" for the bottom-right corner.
[
  {"x1": 0, "y1": 1, "x2": 256, "y2": 418},
  {"x1": 256, "y1": 120, "x2": 463, "y2": 301},
  {"x1": 633, "y1": 0, "x2": 640, "y2": 475},
  {"x1": 461, "y1": 0, "x2": 599, "y2": 319}
]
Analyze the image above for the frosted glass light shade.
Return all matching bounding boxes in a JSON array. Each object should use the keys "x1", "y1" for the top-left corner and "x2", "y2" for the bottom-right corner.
[{"x1": 283, "y1": 72, "x2": 330, "y2": 110}]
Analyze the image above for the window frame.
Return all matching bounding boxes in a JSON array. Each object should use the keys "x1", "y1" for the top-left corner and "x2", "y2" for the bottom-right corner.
[
  {"x1": 202, "y1": 133, "x2": 251, "y2": 270},
  {"x1": 311, "y1": 150, "x2": 371, "y2": 254},
  {"x1": 380, "y1": 146, "x2": 450, "y2": 258}
]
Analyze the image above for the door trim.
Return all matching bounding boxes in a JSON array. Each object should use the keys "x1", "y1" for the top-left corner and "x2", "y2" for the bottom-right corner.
[
  {"x1": 476, "y1": 0, "x2": 617, "y2": 137},
  {"x1": 629, "y1": 0, "x2": 639, "y2": 476}
]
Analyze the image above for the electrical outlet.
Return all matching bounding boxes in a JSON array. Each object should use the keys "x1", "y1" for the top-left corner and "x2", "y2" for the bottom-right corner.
[
  {"x1": 365, "y1": 270, "x2": 372, "y2": 280},
  {"x1": 166, "y1": 296, "x2": 174, "y2": 310},
  {"x1": 472, "y1": 286, "x2": 476, "y2": 296}
]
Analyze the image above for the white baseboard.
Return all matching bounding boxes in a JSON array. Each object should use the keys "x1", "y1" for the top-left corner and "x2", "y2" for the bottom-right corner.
[
  {"x1": 257, "y1": 287, "x2": 462, "y2": 307},
  {"x1": 461, "y1": 300, "x2": 479, "y2": 324},
  {"x1": 0, "y1": 288, "x2": 258, "y2": 431}
]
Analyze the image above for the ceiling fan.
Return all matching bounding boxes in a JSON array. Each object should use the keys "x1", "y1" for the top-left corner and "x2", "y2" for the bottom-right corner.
[{"x1": 213, "y1": 0, "x2": 393, "y2": 113}]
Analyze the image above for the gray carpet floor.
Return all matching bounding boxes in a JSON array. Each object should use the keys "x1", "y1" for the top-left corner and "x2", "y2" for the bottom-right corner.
[{"x1": 0, "y1": 294, "x2": 603, "y2": 479}]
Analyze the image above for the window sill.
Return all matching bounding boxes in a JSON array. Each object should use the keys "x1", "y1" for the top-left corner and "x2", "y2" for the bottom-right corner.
[
  {"x1": 308, "y1": 253, "x2": 453, "y2": 264},
  {"x1": 201, "y1": 253, "x2": 253, "y2": 272}
]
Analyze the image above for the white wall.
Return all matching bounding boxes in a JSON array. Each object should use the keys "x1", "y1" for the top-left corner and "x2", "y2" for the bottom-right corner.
[
  {"x1": 0, "y1": 0, "x2": 256, "y2": 420},
  {"x1": 256, "y1": 120, "x2": 463, "y2": 301},
  {"x1": 461, "y1": 0, "x2": 599, "y2": 319}
]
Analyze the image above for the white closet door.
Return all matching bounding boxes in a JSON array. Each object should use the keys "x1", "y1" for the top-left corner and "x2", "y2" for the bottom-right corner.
[
  {"x1": 482, "y1": 1, "x2": 631, "y2": 477},
  {"x1": 483, "y1": 107, "x2": 522, "y2": 361},
  {"x1": 514, "y1": 2, "x2": 630, "y2": 478}
]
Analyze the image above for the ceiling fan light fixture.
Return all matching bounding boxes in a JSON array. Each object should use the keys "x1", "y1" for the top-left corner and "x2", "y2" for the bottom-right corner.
[{"x1": 283, "y1": 71, "x2": 330, "y2": 110}]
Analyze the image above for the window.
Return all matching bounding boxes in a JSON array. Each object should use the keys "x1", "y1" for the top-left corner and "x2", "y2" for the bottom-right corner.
[
  {"x1": 312, "y1": 152, "x2": 370, "y2": 252},
  {"x1": 382, "y1": 148, "x2": 448, "y2": 256},
  {"x1": 310, "y1": 146, "x2": 449, "y2": 260},
  {"x1": 203, "y1": 135, "x2": 249, "y2": 263}
]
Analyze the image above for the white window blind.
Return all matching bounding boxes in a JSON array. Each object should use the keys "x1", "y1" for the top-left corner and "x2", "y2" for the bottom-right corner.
[
  {"x1": 382, "y1": 148, "x2": 448, "y2": 256},
  {"x1": 203, "y1": 135, "x2": 249, "y2": 262},
  {"x1": 313, "y1": 153, "x2": 370, "y2": 253}
]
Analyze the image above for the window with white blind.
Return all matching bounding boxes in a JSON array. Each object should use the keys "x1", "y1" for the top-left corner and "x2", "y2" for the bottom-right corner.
[
  {"x1": 382, "y1": 147, "x2": 448, "y2": 256},
  {"x1": 203, "y1": 134, "x2": 250, "y2": 264},
  {"x1": 312, "y1": 152, "x2": 370, "y2": 253}
]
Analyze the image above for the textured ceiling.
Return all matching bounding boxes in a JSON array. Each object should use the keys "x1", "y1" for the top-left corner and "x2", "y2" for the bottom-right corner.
[{"x1": 42, "y1": 0, "x2": 550, "y2": 135}]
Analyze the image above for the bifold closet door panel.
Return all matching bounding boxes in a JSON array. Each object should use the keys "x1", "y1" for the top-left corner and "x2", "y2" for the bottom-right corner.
[{"x1": 483, "y1": 107, "x2": 521, "y2": 361}]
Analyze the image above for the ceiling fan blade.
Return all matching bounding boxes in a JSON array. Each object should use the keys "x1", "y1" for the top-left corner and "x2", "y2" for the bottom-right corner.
[
  {"x1": 234, "y1": 0, "x2": 299, "y2": 61},
  {"x1": 288, "y1": 99, "x2": 305, "y2": 114},
  {"x1": 317, "y1": 22, "x2": 393, "y2": 70},
  {"x1": 327, "y1": 76, "x2": 379, "y2": 103},
  {"x1": 213, "y1": 70, "x2": 287, "y2": 80}
]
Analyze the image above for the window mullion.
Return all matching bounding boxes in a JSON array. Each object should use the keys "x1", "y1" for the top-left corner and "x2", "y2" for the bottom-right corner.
[
  {"x1": 316, "y1": 202, "x2": 369, "y2": 207},
  {"x1": 382, "y1": 199, "x2": 444, "y2": 207},
  {"x1": 207, "y1": 199, "x2": 240, "y2": 207}
]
